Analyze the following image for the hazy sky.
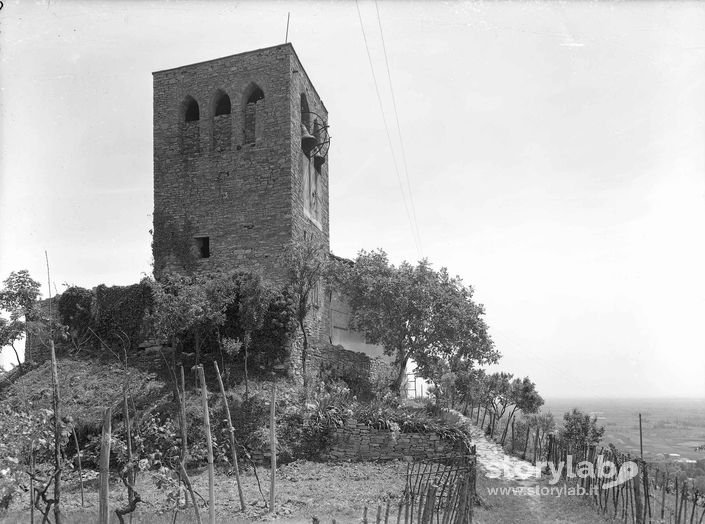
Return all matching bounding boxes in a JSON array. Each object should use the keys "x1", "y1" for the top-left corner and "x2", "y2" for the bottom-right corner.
[{"x1": 1, "y1": 1, "x2": 704, "y2": 398}]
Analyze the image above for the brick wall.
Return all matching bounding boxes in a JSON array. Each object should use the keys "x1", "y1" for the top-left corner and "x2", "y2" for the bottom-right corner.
[{"x1": 326, "y1": 422, "x2": 466, "y2": 462}]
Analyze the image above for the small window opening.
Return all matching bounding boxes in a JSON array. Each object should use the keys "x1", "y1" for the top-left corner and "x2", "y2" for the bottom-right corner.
[
  {"x1": 195, "y1": 236, "x2": 210, "y2": 258},
  {"x1": 214, "y1": 93, "x2": 231, "y2": 116},
  {"x1": 244, "y1": 87, "x2": 264, "y2": 144},
  {"x1": 185, "y1": 97, "x2": 200, "y2": 122}
]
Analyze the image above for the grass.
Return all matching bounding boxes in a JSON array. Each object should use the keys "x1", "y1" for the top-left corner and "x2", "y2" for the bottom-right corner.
[
  {"x1": 1, "y1": 459, "x2": 408, "y2": 523},
  {"x1": 2, "y1": 358, "x2": 163, "y2": 429},
  {"x1": 2, "y1": 461, "x2": 618, "y2": 523}
]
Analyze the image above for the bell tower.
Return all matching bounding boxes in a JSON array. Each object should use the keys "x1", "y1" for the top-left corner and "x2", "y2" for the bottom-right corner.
[{"x1": 152, "y1": 44, "x2": 330, "y2": 283}]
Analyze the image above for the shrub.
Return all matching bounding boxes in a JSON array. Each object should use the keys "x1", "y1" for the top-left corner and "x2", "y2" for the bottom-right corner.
[
  {"x1": 95, "y1": 280, "x2": 153, "y2": 350},
  {"x1": 249, "y1": 288, "x2": 297, "y2": 370},
  {"x1": 351, "y1": 400, "x2": 471, "y2": 446},
  {"x1": 0, "y1": 405, "x2": 74, "y2": 511},
  {"x1": 57, "y1": 286, "x2": 94, "y2": 347},
  {"x1": 318, "y1": 361, "x2": 374, "y2": 401},
  {"x1": 279, "y1": 380, "x2": 353, "y2": 460},
  {"x1": 281, "y1": 381, "x2": 473, "y2": 459}
]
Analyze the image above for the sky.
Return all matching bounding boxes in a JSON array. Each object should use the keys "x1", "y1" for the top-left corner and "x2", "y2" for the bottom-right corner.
[{"x1": 1, "y1": 1, "x2": 704, "y2": 399}]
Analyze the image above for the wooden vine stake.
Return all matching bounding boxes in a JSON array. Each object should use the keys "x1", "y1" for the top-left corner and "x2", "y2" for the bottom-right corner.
[
  {"x1": 269, "y1": 378, "x2": 276, "y2": 513},
  {"x1": 213, "y1": 361, "x2": 245, "y2": 511},
  {"x1": 532, "y1": 426, "x2": 540, "y2": 465},
  {"x1": 633, "y1": 462, "x2": 643, "y2": 524},
  {"x1": 213, "y1": 360, "x2": 245, "y2": 511},
  {"x1": 99, "y1": 407, "x2": 112, "y2": 524},
  {"x1": 178, "y1": 461, "x2": 202, "y2": 524},
  {"x1": 171, "y1": 363, "x2": 201, "y2": 523},
  {"x1": 45, "y1": 251, "x2": 62, "y2": 524},
  {"x1": 72, "y1": 427, "x2": 85, "y2": 507},
  {"x1": 29, "y1": 443, "x2": 35, "y2": 524},
  {"x1": 180, "y1": 365, "x2": 188, "y2": 464},
  {"x1": 197, "y1": 365, "x2": 216, "y2": 524},
  {"x1": 115, "y1": 385, "x2": 142, "y2": 523},
  {"x1": 511, "y1": 419, "x2": 515, "y2": 453}
]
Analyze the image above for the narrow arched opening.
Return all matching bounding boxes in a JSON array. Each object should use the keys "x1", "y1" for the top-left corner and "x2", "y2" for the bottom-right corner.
[
  {"x1": 184, "y1": 96, "x2": 200, "y2": 122},
  {"x1": 182, "y1": 95, "x2": 200, "y2": 155},
  {"x1": 213, "y1": 90, "x2": 232, "y2": 151},
  {"x1": 243, "y1": 86, "x2": 264, "y2": 144},
  {"x1": 214, "y1": 92, "x2": 231, "y2": 116}
]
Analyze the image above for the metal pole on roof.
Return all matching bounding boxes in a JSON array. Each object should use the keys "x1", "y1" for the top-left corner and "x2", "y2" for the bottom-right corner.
[{"x1": 285, "y1": 13, "x2": 290, "y2": 43}]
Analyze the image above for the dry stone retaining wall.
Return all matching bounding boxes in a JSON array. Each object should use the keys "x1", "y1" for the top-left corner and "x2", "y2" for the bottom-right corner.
[{"x1": 326, "y1": 421, "x2": 466, "y2": 462}]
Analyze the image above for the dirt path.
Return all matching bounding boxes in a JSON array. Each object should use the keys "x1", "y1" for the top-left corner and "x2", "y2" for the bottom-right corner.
[
  {"x1": 448, "y1": 410, "x2": 607, "y2": 524},
  {"x1": 464, "y1": 422, "x2": 540, "y2": 481}
]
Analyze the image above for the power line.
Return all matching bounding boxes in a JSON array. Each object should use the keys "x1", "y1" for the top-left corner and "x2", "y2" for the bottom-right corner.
[
  {"x1": 374, "y1": 0, "x2": 423, "y2": 257},
  {"x1": 355, "y1": 0, "x2": 422, "y2": 258}
]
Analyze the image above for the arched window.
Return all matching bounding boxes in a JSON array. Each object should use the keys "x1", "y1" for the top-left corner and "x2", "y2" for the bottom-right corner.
[
  {"x1": 184, "y1": 96, "x2": 200, "y2": 122},
  {"x1": 214, "y1": 91, "x2": 231, "y2": 116},
  {"x1": 213, "y1": 90, "x2": 232, "y2": 152},
  {"x1": 243, "y1": 86, "x2": 264, "y2": 144},
  {"x1": 182, "y1": 95, "x2": 200, "y2": 155}
]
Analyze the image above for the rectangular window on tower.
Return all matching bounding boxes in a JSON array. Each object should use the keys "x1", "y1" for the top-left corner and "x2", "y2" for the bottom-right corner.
[{"x1": 194, "y1": 236, "x2": 210, "y2": 258}]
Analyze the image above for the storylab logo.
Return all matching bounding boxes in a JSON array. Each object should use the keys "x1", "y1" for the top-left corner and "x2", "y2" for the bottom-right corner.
[{"x1": 487, "y1": 455, "x2": 640, "y2": 489}]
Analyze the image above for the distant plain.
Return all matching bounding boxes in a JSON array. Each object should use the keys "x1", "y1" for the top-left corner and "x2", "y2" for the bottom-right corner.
[{"x1": 543, "y1": 397, "x2": 705, "y2": 461}]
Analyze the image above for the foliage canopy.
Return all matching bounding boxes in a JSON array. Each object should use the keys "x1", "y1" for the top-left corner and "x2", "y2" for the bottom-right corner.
[
  {"x1": 559, "y1": 407, "x2": 605, "y2": 446},
  {"x1": 335, "y1": 250, "x2": 499, "y2": 392}
]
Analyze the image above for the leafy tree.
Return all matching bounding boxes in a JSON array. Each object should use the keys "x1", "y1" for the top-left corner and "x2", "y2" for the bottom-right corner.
[
  {"x1": 533, "y1": 411, "x2": 556, "y2": 453},
  {"x1": 0, "y1": 270, "x2": 41, "y2": 317},
  {"x1": 280, "y1": 239, "x2": 329, "y2": 389},
  {"x1": 426, "y1": 357, "x2": 485, "y2": 412},
  {"x1": 0, "y1": 270, "x2": 42, "y2": 364},
  {"x1": 149, "y1": 273, "x2": 224, "y2": 366},
  {"x1": 0, "y1": 318, "x2": 25, "y2": 371},
  {"x1": 218, "y1": 271, "x2": 272, "y2": 395},
  {"x1": 466, "y1": 369, "x2": 491, "y2": 414},
  {"x1": 336, "y1": 250, "x2": 498, "y2": 393},
  {"x1": 485, "y1": 372, "x2": 513, "y2": 438},
  {"x1": 559, "y1": 408, "x2": 605, "y2": 447},
  {"x1": 499, "y1": 376, "x2": 544, "y2": 444},
  {"x1": 151, "y1": 271, "x2": 276, "y2": 393}
]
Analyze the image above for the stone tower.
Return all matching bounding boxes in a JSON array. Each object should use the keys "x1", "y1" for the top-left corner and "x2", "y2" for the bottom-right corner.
[{"x1": 152, "y1": 44, "x2": 330, "y2": 283}]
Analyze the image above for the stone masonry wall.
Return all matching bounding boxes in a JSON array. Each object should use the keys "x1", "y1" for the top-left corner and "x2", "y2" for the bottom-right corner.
[
  {"x1": 287, "y1": 340, "x2": 393, "y2": 386},
  {"x1": 326, "y1": 422, "x2": 465, "y2": 462},
  {"x1": 153, "y1": 43, "x2": 330, "y2": 348},
  {"x1": 153, "y1": 45, "x2": 295, "y2": 282}
]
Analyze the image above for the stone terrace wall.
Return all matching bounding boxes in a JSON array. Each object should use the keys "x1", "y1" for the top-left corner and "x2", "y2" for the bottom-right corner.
[{"x1": 326, "y1": 422, "x2": 465, "y2": 462}]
